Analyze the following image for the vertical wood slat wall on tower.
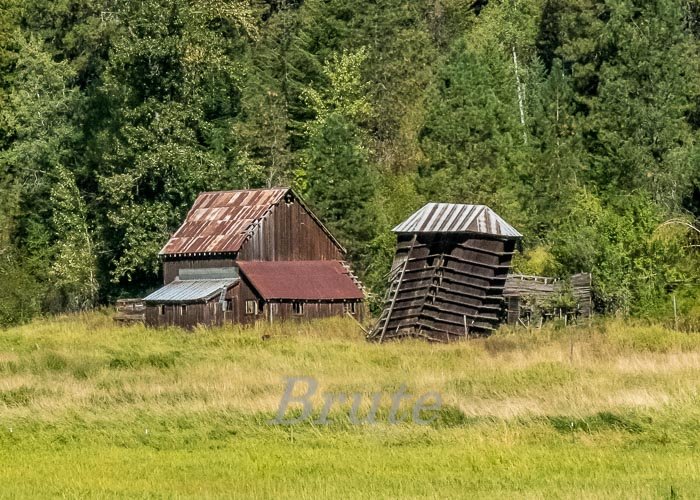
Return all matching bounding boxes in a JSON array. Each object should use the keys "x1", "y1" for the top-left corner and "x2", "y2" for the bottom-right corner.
[{"x1": 369, "y1": 203, "x2": 522, "y2": 343}]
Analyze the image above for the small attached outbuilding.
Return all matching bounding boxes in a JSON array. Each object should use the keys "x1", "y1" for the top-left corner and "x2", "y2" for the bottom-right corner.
[
  {"x1": 503, "y1": 272, "x2": 593, "y2": 326},
  {"x1": 144, "y1": 188, "x2": 365, "y2": 328},
  {"x1": 144, "y1": 268, "x2": 239, "y2": 329},
  {"x1": 236, "y1": 260, "x2": 365, "y2": 322},
  {"x1": 369, "y1": 203, "x2": 522, "y2": 342}
]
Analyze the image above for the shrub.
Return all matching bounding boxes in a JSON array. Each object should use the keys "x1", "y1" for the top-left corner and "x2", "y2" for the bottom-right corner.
[
  {"x1": 0, "y1": 386, "x2": 39, "y2": 407},
  {"x1": 41, "y1": 351, "x2": 68, "y2": 372},
  {"x1": 0, "y1": 256, "x2": 41, "y2": 328}
]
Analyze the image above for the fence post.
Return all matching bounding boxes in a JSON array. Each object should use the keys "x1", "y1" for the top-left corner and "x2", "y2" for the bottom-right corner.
[{"x1": 673, "y1": 294, "x2": 678, "y2": 331}]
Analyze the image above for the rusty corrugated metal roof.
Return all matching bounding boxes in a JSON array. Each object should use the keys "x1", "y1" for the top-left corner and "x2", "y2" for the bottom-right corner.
[
  {"x1": 392, "y1": 203, "x2": 522, "y2": 238},
  {"x1": 143, "y1": 278, "x2": 238, "y2": 304},
  {"x1": 159, "y1": 188, "x2": 346, "y2": 256},
  {"x1": 159, "y1": 188, "x2": 288, "y2": 256},
  {"x1": 237, "y1": 260, "x2": 364, "y2": 300}
]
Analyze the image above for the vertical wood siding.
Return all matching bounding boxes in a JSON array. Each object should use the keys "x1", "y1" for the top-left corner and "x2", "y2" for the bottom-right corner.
[
  {"x1": 145, "y1": 279, "x2": 364, "y2": 328},
  {"x1": 238, "y1": 196, "x2": 344, "y2": 261},
  {"x1": 145, "y1": 301, "x2": 234, "y2": 329},
  {"x1": 151, "y1": 191, "x2": 362, "y2": 328}
]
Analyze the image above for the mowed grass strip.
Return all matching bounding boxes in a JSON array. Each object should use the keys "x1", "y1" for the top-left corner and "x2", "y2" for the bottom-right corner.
[{"x1": 1, "y1": 311, "x2": 699, "y2": 498}]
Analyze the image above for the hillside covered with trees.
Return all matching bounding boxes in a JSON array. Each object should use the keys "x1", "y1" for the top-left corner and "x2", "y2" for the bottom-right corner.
[{"x1": 0, "y1": 0, "x2": 698, "y2": 326}]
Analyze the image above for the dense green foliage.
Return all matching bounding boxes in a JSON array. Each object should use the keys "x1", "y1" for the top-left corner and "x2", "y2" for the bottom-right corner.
[{"x1": 0, "y1": 0, "x2": 698, "y2": 325}]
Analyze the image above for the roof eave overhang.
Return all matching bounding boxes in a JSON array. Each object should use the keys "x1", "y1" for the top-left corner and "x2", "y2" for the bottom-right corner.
[
  {"x1": 144, "y1": 298, "x2": 208, "y2": 305},
  {"x1": 239, "y1": 294, "x2": 363, "y2": 301},
  {"x1": 392, "y1": 230, "x2": 523, "y2": 239},
  {"x1": 144, "y1": 280, "x2": 237, "y2": 305},
  {"x1": 159, "y1": 251, "x2": 239, "y2": 259}
]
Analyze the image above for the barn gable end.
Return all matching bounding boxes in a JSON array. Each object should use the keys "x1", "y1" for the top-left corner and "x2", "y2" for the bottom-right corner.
[
  {"x1": 160, "y1": 188, "x2": 345, "y2": 284},
  {"x1": 237, "y1": 190, "x2": 345, "y2": 261}
]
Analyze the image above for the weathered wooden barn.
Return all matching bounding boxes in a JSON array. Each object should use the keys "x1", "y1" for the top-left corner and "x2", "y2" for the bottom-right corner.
[
  {"x1": 368, "y1": 203, "x2": 522, "y2": 343},
  {"x1": 144, "y1": 188, "x2": 365, "y2": 328},
  {"x1": 503, "y1": 272, "x2": 593, "y2": 326}
]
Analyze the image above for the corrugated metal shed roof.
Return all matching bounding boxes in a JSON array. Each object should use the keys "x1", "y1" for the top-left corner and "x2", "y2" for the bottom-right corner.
[
  {"x1": 160, "y1": 188, "x2": 288, "y2": 256},
  {"x1": 237, "y1": 260, "x2": 364, "y2": 300},
  {"x1": 392, "y1": 203, "x2": 522, "y2": 238},
  {"x1": 143, "y1": 278, "x2": 238, "y2": 304}
]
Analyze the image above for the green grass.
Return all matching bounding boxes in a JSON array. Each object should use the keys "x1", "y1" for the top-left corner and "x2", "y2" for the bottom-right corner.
[{"x1": 1, "y1": 311, "x2": 700, "y2": 498}]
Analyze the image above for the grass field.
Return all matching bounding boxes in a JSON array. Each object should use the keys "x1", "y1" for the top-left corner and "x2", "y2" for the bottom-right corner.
[{"x1": 1, "y1": 312, "x2": 700, "y2": 498}]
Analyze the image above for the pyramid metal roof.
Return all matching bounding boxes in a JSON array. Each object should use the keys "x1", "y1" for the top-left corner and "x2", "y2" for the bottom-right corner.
[{"x1": 392, "y1": 203, "x2": 522, "y2": 238}]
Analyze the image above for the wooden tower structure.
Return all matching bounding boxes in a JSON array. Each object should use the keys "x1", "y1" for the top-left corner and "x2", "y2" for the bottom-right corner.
[{"x1": 368, "y1": 203, "x2": 522, "y2": 342}]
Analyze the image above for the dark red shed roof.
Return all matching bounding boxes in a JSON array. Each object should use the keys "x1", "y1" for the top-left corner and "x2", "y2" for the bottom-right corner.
[{"x1": 237, "y1": 261, "x2": 364, "y2": 300}]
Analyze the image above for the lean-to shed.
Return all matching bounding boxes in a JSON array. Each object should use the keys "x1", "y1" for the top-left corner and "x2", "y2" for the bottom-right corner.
[
  {"x1": 503, "y1": 272, "x2": 593, "y2": 326},
  {"x1": 144, "y1": 188, "x2": 365, "y2": 328},
  {"x1": 368, "y1": 203, "x2": 522, "y2": 342}
]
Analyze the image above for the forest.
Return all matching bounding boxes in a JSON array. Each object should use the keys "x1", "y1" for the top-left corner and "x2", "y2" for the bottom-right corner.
[{"x1": 0, "y1": 0, "x2": 699, "y2": 327}]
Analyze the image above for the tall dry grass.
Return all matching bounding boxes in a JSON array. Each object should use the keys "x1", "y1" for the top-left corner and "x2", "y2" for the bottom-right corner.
[
  {"x1": 3, "y1": 312, "x2": 700, "y2": 498},
  {"x1": 1, "y1": 311, "x2": 699, "y2": 424}
]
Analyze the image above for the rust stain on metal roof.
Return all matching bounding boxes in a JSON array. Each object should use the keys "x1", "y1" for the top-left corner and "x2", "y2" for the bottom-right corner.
[
  {"x1": 237, "y1": 260, "x2": 364, "y2": 300},
  {"x1": 392, "y1": 203, "x2": 522, "y2": 238},
  {"x1": 160, "y1": 188, "x2": 288, "y2": 256}
]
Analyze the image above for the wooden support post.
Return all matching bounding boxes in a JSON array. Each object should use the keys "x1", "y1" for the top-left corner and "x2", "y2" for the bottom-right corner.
[
  {"x1": 673, "y1": 294, "x2": 678, "y2": 331},
  {"x1": 569, "y1": 331, "x2": 574, "y2": 364},
  {"x1": 378, "y1": 234, "x2": 416, "y2": 344},
  {"x1": 347, "y1": 312, "x2": 369, "y2": 335}
]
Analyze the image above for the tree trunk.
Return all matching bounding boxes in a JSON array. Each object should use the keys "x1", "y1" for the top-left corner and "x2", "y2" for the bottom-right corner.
[{"x1": 512, "y1": 45, "x2": 527, "y2": 145}]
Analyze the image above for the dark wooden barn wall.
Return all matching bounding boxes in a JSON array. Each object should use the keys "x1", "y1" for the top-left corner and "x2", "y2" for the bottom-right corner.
[
  {"x1": 379, "y1": 234, "x2": 515, "y2": 342},
  {"x1": 146, "y1": 283, "x2": 240, "y2": 328},
  {"x1": 145, "y1": 300, "x2": 234, "y2": 329},
  {"x1": 146, "y1": 279, "x2": 364, "y2": 328},
  {"x1": 162, "y1": 257, "x2": 236, "y2": 285},
  {"x1": 152, "y1": 193, "x2": 362, "y2": 328},
  {"x1": 260, "y1": 301, "x2": 364, "y2": 322},
  {"x1": 238, "y1": 197, "x2": 344, "y2": 261}
]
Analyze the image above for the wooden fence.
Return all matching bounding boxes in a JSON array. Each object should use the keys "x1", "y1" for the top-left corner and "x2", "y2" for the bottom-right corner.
[{"x1": 114, "y1": 298, "x2": 145, "y2": 324}]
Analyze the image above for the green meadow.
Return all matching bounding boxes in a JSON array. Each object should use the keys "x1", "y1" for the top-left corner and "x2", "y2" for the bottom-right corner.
[{"x1": 1, "y1": 312, "x2": 699, "y2": 498}]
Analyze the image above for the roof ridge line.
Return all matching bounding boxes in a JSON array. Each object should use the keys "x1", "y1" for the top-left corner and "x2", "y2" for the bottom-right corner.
[{"x1": 198, "y1": 187, "x2": 290, "y2": 195}]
